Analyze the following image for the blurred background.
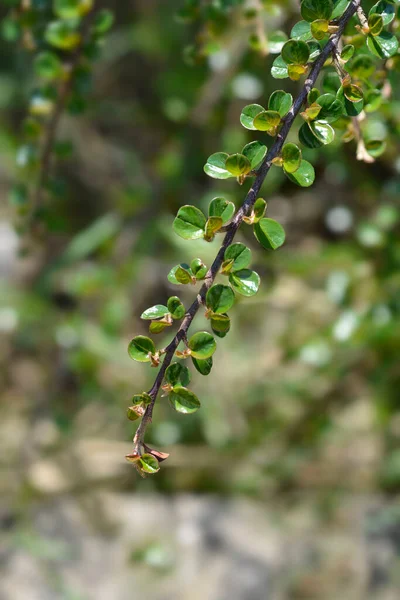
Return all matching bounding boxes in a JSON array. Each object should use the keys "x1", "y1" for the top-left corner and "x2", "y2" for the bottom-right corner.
[{"x1": 1, "y1": 1, "x2": 400, "y2": 598}]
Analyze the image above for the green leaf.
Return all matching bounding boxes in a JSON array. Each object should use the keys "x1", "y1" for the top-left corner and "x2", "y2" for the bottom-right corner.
[
  {"x1": 45, "y1": 20, "x2": 81, "y2": 50},
  {"x1": 285, "y1": 159, "x2": 315, "y2": 187},
  {"x1": 169, "y1": 386, "x2": 200, "y2": 414},
  {"x1": 367, "y1": 31, "x2": 399, "y2": 58},
  {"x1": 168, "y1": 264, "x2": 193, "y2": 285},
  {"x1": 240, "y1": 104, "x2": 264, "y2": 130},
  {"x1": 141, "y1": 305, "x2": 169, "y2": 320},
  {"x1": 309, "y1": 120, "x2": 335, "y2": 145},
  {"x1": 190, "y1": 258, "x2": 207, "y2": 280},
  {"x1": 211, "y1": 313, "x2": 230, "y2": 338},
  {"x1": 364, "y1": 89, "x2": 383, "y2": 113},
  {"x1": 301, "y1": 0, "x2": 333, "y2": 22},
  {"x1": 332, "y1": 0, "x2": 351, "y2": 19},
  {"x1": 54, "y1": 0, "x2": 93, "y2": 19},
  {"x1": 368, "y1": 13, "x2": 384, "y2": 36},
  {"x1": 224, "y1": 243, "x2": 252, "y2": 271},
  {"x1": 206, "y1": 284, "x2": 235, "y2": 314},
  {"x1": 290, "y1": 20, "x2": 313, "y2": 41},
  {"x1": 336, "y1": 87, "x2": 364, "y2": 116},
  {"x1": 253, "y1": 110, "x2": 281, "y2": 133},
  {"x1": 126, "y1": 407, "x2": 140, "y2": 421},
  {"x1": 299, "y1": 122, "x2": 323, "y2": 148},
  {"x1": 340, "y1": 44, "x2": 354, "y2": 62},
  {"x1": 204, "y1": 152, "x2": 232, "y2": 179},
  {"x1": 316, "y1": 94, "x2": 343, "y2": 123},
  {"x1": 128, "y1": 336, "x2": 156, "y2": 362},
  {"x1": 167, "y1": 296, "x2": 186, "y2": 319},
  {"x1": 282, "y1": 143, "x2": 302, "y2": 173},
  {"x1": 268, "y1": 30, "x2": 288, "y2": 53},
  {"x1": 188, "y1": 331, "x2": 217, "y2": 359},
  {"x1": 173, "y1": 205, "x2": 206, "y2": 240},
  {"x1": 242, "y1": 141, "x2": 267, "y2": 170},
  {"x1": 271, "y1": 55, "x2": 289, "y2": 79},
  {"x1": 165, "y1": 362, "x2": 191, "y2": 387},
  {"x1": 225, "y1": 153, "x2": 251, "y2": 176},
  {"x1": 365, "y1": 139, "x2": 386, "y2": 157},
  {"x1": 308, "y1": 88, "x2": 320, "y2": 104},
  {"x1": 268, "y1": 90, "x2": 293, "y2": 117},
  {"x1": 307, "y1": 40, "x2": 322, "y2": 61},
  {"x1": 369, "y1": 1, "x2": 395, "y2": 26},
  {"x1": 208, "y1": 197, "x2": 235, "y2": 224},
  {"x1": 192, "y1": 356, "x2": 213, "y2": 376},
  {"x1": 93, "y1": 9, "x2": 114, "y2": 34},
  {"x1": 281, "y1": 40, "x2": 310, "y2": 65},
  {"x1": 229, "y1": 269, "x2": 260, "y2": 297},
  {"x1": 254, "y1": 218, "x2": 286, "y2": 250},
  {"x1": 34, "y1": 52, "x2": 63, "y2": 80},
  {"x1": 139, "y1": 453, "x2": 160, "y2": 474}
]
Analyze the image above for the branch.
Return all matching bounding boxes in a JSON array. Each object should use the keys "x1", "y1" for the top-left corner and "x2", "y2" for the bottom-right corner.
[
  {"x1": 29, "y1": 9, "x2": 96, "y2": 230},
  {"x1": 133, "y1": 0, "x2": 361, "y2": 454}
]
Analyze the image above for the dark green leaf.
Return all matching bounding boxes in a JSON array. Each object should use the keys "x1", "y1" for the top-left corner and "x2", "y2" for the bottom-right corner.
[
  {"x1": 316, "y1": 94, "x2": 343, "y2": 123},
  {"x1": 168, "y1": 264, "x2": 193, "y2": 285},
  {"x1": 190, "y1": 258, "x2": 207, "y2": 280},
  {"x1": 299, "y1": 122, "x2": 323, "y2": 148},
  {"x1": 281, "y1": 40, "x2": 310, "y2": 65},
  {"x1": 224, "y1": 242, "x2": 252, "y2": 271},
  {"x1": 309, "y1": 120, "x2": 335, "y2": 145},
  {"x1": 301, "y1": 0, "x2": 333, "y2": 22},
  {"x1": 34, "y1": 52, "x2": 63, "y2": 80},
  {"x1": 165, "y1": 362, "x2": 191, "y2": 386},
  {"x1": 367, "y1": 31, "x2": 399, "y2": 58},
  {"x1": 167, "y1": 296, "x2": 186, "y2": 319},
  {"x1": 369, "y1": 0, "x2": 395, "y2": 26},
  {"x1": 211, "y1": 313, "x2": 230, "y2": 337},
  {"x1": 192, "y1": 356, "x2": 213, "y2": 376}
]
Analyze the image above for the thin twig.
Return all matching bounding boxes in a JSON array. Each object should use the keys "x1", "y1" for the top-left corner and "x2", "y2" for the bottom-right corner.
[
  {"x1": 29, "y1": 9, "x2": 96, "y2": 229},
  {"x1": 133, "y1": 0, "x2": 362, "y2": 454}
]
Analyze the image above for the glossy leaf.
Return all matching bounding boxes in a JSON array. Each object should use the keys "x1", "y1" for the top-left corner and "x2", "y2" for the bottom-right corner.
[
  {"x1": 368, "y1": 13, "x2": 383, "y2": 36},
  {"x1": 291, "y1": 20, "x2": 313, "y2": 41},
  {"x1": 254, "y1": 218, "x2": 286, "y2": 250},
  {"x1": 268, "y1": 90, "x2": 293, "y2": 117},
  {"x1": 190, "y1": 258, "x2": 207, "y2": 280},
  {"x1": 367, "y1": 31, "x2": 399, "y2": 58},
  {"x1": 165, "y1": 362, "x2": 191, "y2": 387},
  {"x1": 340, "y1": 44, "x2": 354, "y2": 62},
  {"x1": 173, "y1": 205, "x2": 206, "y2": 240},
  {"x1": 169, "y1": 386, "x2": 200, "y2": 414},
  {"x1": 316, "y1": 94, "x2": 343, "y2": 123},
  {"x1": 168, "y1": 264, "x2": 193, "y2": 285},
  {"x1": 242, "y1": 141, "x2": 267, "y2": 170},
  {"x1": 211, "y1": 313, "x2": 230, "y2": 337},
  {"x1": 188, "y1": 331, "x2": 217, "y2": 359},
  {"x1": 271, "y1": 55, "x2": 289, "y2": 79},
  {"x1": 311, "y1": 19, "x2": 329, "y2": 41},
  {"x1": 282, "y1": 143, "x2": 302, "y2": 173},
  {"x1": 128, "y1": 336, "x2": 156, "y2": 362},
  {"x1": 281, "y1": 40, "x2": 310, "y2": 65},
  {"x1": 301, "y1": 0, "x2": 333, "y2": 22},
  {"x1": 309, "y1": 120, "x2": 335, "y2": 145},
  {"x1": 225, "y1": 153, "x2": 251, "y2": 176},
  {"x1": 206, "y1": 284, "x2": 235, "y2": 314},
  {"x1": 204, "y1": 152, "x2": 232, "y2": 179},
  {"x1": 369, "y1": 0, "x2": 396, "y2": 26},
  {"x1": 299, "y1": 122, "x2": 323, "y2": 148},
  {"x1": 204, "y1": 216, "x2": 223, "y2": 240},
  {"x1": 167, "y1": 296, "x2": 185, "y2": 319},
  {"x1": 139, "y1": 453, "x2": 160, "y2": 474},
  {"x1": 229, "y1": 269, "x2": 260, "y2": 297},
  {"x1": 240, "y1": 104, "x2": 264, "y2": 130},
  {"x1": 224, "y1": 243, "x2": 252, "y2": 271},
  {"x1": 343, "y1": 84, "x2": 364, "y2": 103},
  {"x1": 285, "y1": 159, "x2": 315, "y2": 187},
  {"x1": 141, "y1": 305, "x2": 169, "y2": 320},
  {"x1": 253, "y1": 110, "x2": 281, "y2": 133},
  {"x1": 209, "y1": 197, "x2": 235, "y2": 224},
  {"x1": 192, "y1": 356, "x2": 213, "y2": 376}
]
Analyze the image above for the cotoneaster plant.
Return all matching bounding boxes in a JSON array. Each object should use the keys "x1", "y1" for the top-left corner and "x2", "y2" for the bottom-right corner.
[{"x1": 125, "y1": 0, "x2": 400, "y2": 476}]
